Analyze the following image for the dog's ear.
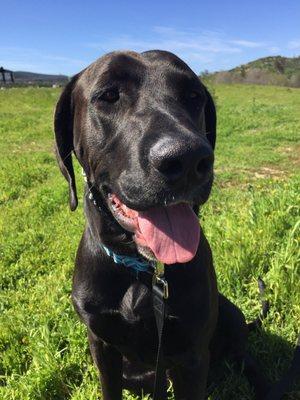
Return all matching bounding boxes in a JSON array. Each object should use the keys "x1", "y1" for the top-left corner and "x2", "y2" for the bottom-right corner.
[
  {"x1": 203, "y1": 86, "x2": 217, "y2": 150},
  {"x1": 54, "y1": 74, "x2": 80, "y2": 211}
]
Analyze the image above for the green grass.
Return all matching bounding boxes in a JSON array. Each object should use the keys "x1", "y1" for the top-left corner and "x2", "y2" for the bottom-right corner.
[{"x1": 0, "y1": 85, "x2": 299, "y2": 399}]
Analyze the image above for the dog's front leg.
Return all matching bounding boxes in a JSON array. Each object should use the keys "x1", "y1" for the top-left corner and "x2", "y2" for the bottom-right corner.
[
  {"x1": 88, "y1": 330, "x2": 123, "y2": 400},
  {"x1": 170, "y1": 351, "x2": 210, "y2": 400}
]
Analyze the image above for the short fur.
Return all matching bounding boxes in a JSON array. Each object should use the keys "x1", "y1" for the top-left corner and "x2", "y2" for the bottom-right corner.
[{"x1": 54, "y1": 50, "x2": 299, "y2": 399}]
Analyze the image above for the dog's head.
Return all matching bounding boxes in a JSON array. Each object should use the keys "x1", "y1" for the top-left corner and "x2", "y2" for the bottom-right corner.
[{"x1": 54, "y1": 50, "x2": 216, "y2": 264}]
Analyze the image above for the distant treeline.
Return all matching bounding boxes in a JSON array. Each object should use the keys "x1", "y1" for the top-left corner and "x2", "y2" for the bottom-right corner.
[
  {"x1": 0, "y1": 70, "x2": 69, "y2": 87},
  {"x1": 1, "y1": 82, "x2": 66, "y2": 88}
]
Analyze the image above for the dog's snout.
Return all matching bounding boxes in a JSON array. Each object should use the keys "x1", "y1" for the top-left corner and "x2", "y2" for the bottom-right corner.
[{"x1": 149, "y1": 138, "x2": 213, "y2": 183}]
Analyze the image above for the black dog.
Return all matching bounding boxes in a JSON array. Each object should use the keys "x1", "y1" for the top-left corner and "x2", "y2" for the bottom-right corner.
[{"x1": 54, "y1": 50, "x2": 299, "y2": 399}]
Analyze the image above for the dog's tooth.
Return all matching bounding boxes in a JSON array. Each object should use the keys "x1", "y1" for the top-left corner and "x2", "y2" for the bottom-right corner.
[{"x1": 89, "y1": 193, "x2": 93, "y2": 200}]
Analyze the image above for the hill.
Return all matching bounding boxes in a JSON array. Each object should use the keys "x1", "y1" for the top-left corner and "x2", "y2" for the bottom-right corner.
[
  {"x1": 206, "y1": 56, "x2": 300, "y2": 87},
  {"x1": 14, "y1": 71, "x2": 69, "y2": 84}
]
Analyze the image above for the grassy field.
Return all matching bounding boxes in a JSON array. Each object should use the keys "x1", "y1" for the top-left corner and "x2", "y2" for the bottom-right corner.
[{"x1": 0, "y1": 84, "x2": 299, "y2": 400}]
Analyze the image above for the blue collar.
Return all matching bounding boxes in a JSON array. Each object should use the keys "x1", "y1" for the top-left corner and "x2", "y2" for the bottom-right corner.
[{"x1": 101, "y1": 244, "x2": 156, "y2": 274}]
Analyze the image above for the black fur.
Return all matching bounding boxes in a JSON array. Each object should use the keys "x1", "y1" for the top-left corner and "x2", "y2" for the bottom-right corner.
[{"x1": 54, "y1": 50, "x2": 299, "y2": 399}]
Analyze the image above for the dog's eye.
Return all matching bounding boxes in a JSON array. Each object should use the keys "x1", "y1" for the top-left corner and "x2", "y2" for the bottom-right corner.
[{"x1": 98, "y1": 89, "x2": 120, "y2": 103}]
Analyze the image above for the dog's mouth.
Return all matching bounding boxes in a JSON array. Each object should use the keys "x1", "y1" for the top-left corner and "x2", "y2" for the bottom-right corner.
[{"x1": 107, "y1": 193, "x2": 200, "y2": 265}]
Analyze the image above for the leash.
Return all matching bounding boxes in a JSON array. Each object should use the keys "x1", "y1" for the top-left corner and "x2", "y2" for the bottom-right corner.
[
  {"x1": 100, "y1": 243, "x2": 169, "y2": 399},
  {"x1": 152, "y1": 273, "x2": 169, "y2": 400},
  {"x1": 84, "y1": 170, "x2": 169, "y2": 399},
  {"x1": 101, "y1": 244, "x2": 169, "y2": 399}
]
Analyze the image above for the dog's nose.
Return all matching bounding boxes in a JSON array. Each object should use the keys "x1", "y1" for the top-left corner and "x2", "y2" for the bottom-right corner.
[{"x1": 149, "y1": 138, "x2": 213, "y2": 183}]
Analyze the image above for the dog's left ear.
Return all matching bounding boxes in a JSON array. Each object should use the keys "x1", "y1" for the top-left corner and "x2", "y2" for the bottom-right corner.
[
  {"x1": 203, "y1": 86, "x2": 217, "y2": 150},
  {"x1": 54, "y1": 74, "x2": 80, "y2": 211}
]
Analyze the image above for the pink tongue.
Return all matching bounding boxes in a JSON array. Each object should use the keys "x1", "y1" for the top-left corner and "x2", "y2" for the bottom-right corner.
[{"x1": 136, "y1": 204, "x2": 200, "y2": 265}]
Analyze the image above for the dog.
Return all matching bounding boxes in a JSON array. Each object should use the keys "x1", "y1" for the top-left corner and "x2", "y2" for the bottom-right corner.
[{"x1": 54, "y1": 50, "x2": 299, "y2": 399}]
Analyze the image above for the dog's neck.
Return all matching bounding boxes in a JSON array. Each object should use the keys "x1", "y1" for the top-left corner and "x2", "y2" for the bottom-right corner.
[
  {"x1": 83, "y1": 182, "x2": 158, "y2": 276},
  {"x1": 82, "y1": 171, "x2": 145, "y2": 260},
  {"x1": 85, "y1": 189, "x2": 135, "y2": 244}
]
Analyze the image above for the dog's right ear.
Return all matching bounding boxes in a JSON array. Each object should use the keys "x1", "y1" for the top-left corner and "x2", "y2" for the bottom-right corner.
[{"x1": 54, "y1": 74, "x2": 80, "y2": 211}]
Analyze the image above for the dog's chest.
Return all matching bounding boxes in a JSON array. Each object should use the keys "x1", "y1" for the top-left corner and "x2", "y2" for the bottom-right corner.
[{"x1": 84, "y1": 280, "x2": 194, "y2": 365}]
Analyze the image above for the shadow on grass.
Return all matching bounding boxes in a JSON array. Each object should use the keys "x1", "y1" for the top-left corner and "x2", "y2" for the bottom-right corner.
[
  {"x1": 54, "y1": 330, "x2": 299, "y2": 400},
  {"x1": 207, "y1": 329, "x2": 300, "y2": 400}
]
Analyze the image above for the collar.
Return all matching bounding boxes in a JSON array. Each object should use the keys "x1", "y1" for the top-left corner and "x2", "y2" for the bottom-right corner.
[{"x1": 101, "y1": 243, "x2": 156, "y2": 274}]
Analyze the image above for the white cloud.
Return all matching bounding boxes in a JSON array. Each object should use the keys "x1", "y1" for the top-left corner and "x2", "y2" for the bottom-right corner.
[
  {"x1": 86, "y1": 27, "x2": 286, "y2": 72},
  {"x1": 87, "y1": 27, "x2": 243, "y2": 55},
  {"x1": 229, "y1": 39, "x2": 266, "y2": 48},
  {"x1": 1, "y1": 27, "x2": 295, "y2": 74},
  {"x1": 288, "y1": 40, "x2": 300, "y2": 50},
  {"x1": 268, "y1": 46, "x2": 281, "y2": 54}
]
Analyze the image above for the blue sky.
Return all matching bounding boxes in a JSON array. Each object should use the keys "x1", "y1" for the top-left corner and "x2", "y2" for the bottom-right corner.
[{"x1": 1, "y1": 0, "x2": 299, "y2": 75}]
